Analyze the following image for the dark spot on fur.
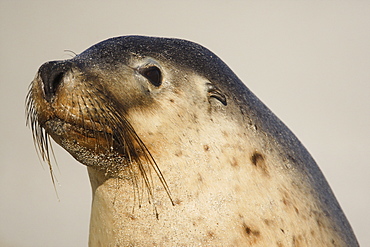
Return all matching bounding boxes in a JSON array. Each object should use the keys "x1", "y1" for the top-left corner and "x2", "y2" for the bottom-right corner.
[
  {"x1": 207, "y1": 231, "x2": 215, "y2": 238},
  {"x1": 316, "y1": 218, "x2": 323, "y2": 228},
  {"x1": 292, "y1": 236, "x2": 298, "y2": 246},
  {"x1": 287, "y1": 154, "x2": 297, "y2": 163},
  {"x1": 281, "y1": 191, "x2": 301, "y2": 215},
  {"x1": 283, "y1": 197, "x2": 288, "y2": 206},
  {"x1": 231, "y1": 157, "x2": 239, "y2": 168},
  {"x1": 173, "y1": 198, "x2": 182, "y2": 205},
  {"x1": 280, "y1": 229, "x2": 285, "y2": 234},
  {"x1": 251, "y1": 151, "x2": 263, "y2": 166},
  {"x1": 250, "y1": 151, "x2": 269, "y2": 176},
  {"x1": 175, "y1": 150, "x2": 182, "y2": 157},
  {"x1": 191, "y1": 113, "x2": 198, "y2": 122},
  {"x1": 310, "y1": 210, "x2": 330, "y2": 232},
  {"x1": 264, "y1": 219, "x2": 272, "y2": 226},
  {"x1": 294, "y1": 206, "x2": 299, "y2": 214},
  {"x1": 169, "y1": 98, "x2": 175, "y2": 103},
  {"x1": 276, "y1": 241, "x2": 284, "y2": 247},
  {"x1": 125, "y1": 213, "x2": 137, "y2": 220},
  {"x1": 203, "y1": 144, "x2": 209, "y2": 151},
  {"x1": 197, "y1": 173, "x2": 203, "y2": 182},
  {"x1": 242, "y1": 223, "x2": 261, "y2": 245},
  {"x1": 242, "y1": 223, "x2": 260, "y2": 238}
]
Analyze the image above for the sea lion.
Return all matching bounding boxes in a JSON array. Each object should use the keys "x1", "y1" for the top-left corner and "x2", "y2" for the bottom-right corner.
[{"x1": 26, "y1": 36, "x2": 358, "y2": 246}]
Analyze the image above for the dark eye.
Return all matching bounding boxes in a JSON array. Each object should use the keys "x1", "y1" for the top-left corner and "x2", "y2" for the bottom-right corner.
[{"x1": 139, "y1": 66, "x2": 162, "y2": 87}]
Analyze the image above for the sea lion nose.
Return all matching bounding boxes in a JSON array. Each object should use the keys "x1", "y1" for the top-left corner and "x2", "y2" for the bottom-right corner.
[{"x1": 38, "y1": 61, "x2": 72, "y2": 102}]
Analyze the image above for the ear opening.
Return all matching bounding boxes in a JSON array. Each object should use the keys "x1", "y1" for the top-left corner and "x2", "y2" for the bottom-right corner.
[{"x1": 206, "y1": 83, "x2": 227, "y2": 106}]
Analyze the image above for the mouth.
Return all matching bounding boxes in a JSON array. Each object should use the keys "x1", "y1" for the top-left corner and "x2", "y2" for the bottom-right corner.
[
  {"x1": 44, "y1": 116, "x2": 112, "y2": 138},
  {"x1": 42, "y1": 117, "x2": 115, "y2": 154}
]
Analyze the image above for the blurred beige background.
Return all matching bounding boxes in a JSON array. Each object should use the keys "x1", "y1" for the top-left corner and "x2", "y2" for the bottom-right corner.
[{"x1": 1, "y1": 1, "x2": 369, "y2": 246}]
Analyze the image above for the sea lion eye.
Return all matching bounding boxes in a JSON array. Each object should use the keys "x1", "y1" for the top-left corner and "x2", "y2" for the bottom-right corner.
[{"x1": 139, "y1": 66, "x2": 162, "y2": 87}]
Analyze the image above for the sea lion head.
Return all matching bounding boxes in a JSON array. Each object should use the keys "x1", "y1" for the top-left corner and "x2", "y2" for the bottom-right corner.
[{"x1": 26, "y1": 35, "x2": 245, "y2": 192}]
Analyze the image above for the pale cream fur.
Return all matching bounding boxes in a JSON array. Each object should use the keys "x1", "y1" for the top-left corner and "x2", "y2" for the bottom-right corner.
[{"x1": 87, "y1": 73, "x2": 344, "y2": 246}]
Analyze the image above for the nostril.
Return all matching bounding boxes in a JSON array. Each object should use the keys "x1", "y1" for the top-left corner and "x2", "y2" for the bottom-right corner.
[
  {"x1": 39, "y1": 61, "x2": 71, "y2": 102},
  {"x1": 47, "y1": 71, "x2": 64, "y2": 99}
]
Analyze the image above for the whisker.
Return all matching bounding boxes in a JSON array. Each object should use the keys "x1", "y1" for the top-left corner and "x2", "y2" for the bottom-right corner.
[
  {"x1": 85, "y1": 88, "x2": 112, "y2": 151},
  {"x1": 63, "y1": 49, "x2": 78, "y2": 57},
  {"x1": 26, "y1": 79, "x2": 173, "y2": 213},
  {"x1": 104, "y1": 102, "x2": 174, "y2": 207},
  {"x1": 25, "y1": 88, "x2": 59, "y2": 198},
  {"x1": 80, "y1": 91, "x2": 100, "y2": 151},
  {"x1": 76, "y1": 91, "x2": 88, "y2": 146}
]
